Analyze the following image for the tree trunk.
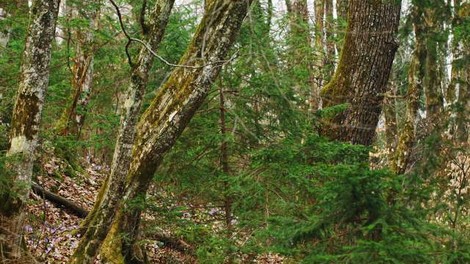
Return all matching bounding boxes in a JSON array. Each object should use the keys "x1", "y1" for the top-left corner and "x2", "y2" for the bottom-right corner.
[
  {"x1": 71, "y1": 1, "x2": 175, "y2": 263},
  {"x1": 56, "y1": 0, "x2": 100, "y2": 138},
  {"x1": 287, "y1": 0, "x2": 320, "y2": 112},
  {"x1": 422, "y1": 6, "x2": 444, "y2": 134},
  {"x1": 320, "y1": 0, "x2": 401, "y2": 146},
  {"x1": 383, "y1": 82, "x2": 398, "y2": 167},
  {"x1": 392, "y1": 4, "x2": 426, "y2": 173},
  {"x1": 219, "y1": 84, "x2": 234, "y2": 263},
  {"x1": 97, "y1": 1, "x2": 252, "y2": 263},
  {"x1": 451, "y1": 1, "x2": 469, "y2": 143},
  {"x1": 0, "y1": 0, "x2": 60, "y2": 261}
]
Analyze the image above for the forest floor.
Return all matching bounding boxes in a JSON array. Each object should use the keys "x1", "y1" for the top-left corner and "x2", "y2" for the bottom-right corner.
[
  {"x1": 24, "y1": 155, "x2": 195, "y2": 263},
  {"x1": 24, "y1": 154, "x2": 284, "y2": 263}
]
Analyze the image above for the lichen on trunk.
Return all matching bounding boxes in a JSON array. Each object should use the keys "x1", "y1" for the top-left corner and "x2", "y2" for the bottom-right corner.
[
  {"x1": 93, "y1": 1, "x2": 253, "y2": 263},
  {"x1": 71, "y1": 1, "x2": 175, "y2": 263},
  {"x1": 0, "y1": 0, "x2": 60, "y2": 261}
]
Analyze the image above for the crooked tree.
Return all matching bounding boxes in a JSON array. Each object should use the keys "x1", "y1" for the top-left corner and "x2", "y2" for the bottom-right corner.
[
  {"x1": 321, "y1": 0, "x2": 401, "y2": 146},
  {"x1": 71, "y1": 0, "x2": 175, "y2": 262},
  {"x1": 72, "y1": 0, "x2": 253, "y2": 263},
  {"x1": 0, "y1": 0, "x2": 60, "y2": 262}
]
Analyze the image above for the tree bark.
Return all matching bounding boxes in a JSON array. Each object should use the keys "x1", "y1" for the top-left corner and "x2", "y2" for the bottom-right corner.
[
  {"x1": 392, "y1": 3, "x2": 426, "y2": 173},
  {"x1": 71, "y1": 0, "x2": 175, "y2": 263},
  {"x1": 56, "y1": 0, "x2": 100, "y2": 138},
  {"x1": 31, "y1": 182, "x2": 89, "y2": 218},
  {"x1": 96, "y1": 1, "x2": 252, "y2": 263},
  {"x1": 0, "y1": 0, "x2": 60, "y2": 261},
  {"x1": 320, "y1": 0, "x2": 401, "y2": 146},
  {"x1": 449, "y1": 1, "x2": 469, "y2": 143}
]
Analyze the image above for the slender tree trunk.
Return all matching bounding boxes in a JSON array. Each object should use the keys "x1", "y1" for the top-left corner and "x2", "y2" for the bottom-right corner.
[
  {"x1": 422, "y1": 7, "x2": 444, "y2": 133},
  {"x1": 336, "y1": 0, "x2": 348, "y2": 20},
  {"x1": 320, "y1": 0, "x2": 401, "y2": 146},
  {"x1": 383, "y1": 82, "x2": 398, "y2": 166},
  {"x1": 96, "y1": 1, "x2": 252, "y2": 263},
  {"x1": 71, "y1": 1, "x2": 175, "y2": 263},
  {"x1": 449, "y1": 1, "x2": 469, "y2": 143},
  {"x1": 287, "y1": 0, "x2": 320, "y2": 112},
  {"x1": 56, "y1": 0, "x2": 100, "y2": 138},
  {"x1": 218, "y1": 84, "x2": 234, "y2": 263},
  {"x1": 0, "y1": 0, "x2": 60, "y2": 262},
  {"x1": 392, "y1": 4, "x2": 426, "y2": 173}
]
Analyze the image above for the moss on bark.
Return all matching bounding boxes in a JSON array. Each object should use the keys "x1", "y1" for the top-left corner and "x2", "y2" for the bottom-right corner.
[{"x1": 320, "y1": 0, "x2": 401, "y2": 146}]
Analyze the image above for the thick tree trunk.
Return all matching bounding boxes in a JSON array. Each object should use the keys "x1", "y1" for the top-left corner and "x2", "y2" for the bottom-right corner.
[
  {"x1": 96, "y1": 1, "x2": 252, "y2": 263},
  {"x1": 0, "y1": 0, "x2": 60, "y2": 262},
  {"x1": 71, "y1": 1, "x2": 175, "y2": 263},
  {"x1": 320, "y1": 0, "x2": 401, "y2": 146}
]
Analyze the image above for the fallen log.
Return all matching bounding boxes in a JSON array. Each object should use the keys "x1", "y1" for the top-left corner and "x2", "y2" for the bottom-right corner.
[{"x1": 31, "y1": 182, "x2": 89, "y2": 218}]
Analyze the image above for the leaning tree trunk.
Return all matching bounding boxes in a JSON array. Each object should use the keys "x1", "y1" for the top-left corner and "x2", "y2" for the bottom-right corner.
[
  {"x1": 0, "y1": 0, "x2": 59, "y2": 262},
  {"x1": 71, "y1": 1, "x2": 175, "y2": 263},
  {"x1": 320, "y1": 0, "x2": 401, "y2": 146},
  {"x1": 96, "y1": 1, "x2": 253, "y2": 263}
]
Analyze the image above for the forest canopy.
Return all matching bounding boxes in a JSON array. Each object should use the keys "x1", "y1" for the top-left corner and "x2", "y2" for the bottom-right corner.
[{"x1": 0, "y1": 0, "x2": 469, "y2": 263}]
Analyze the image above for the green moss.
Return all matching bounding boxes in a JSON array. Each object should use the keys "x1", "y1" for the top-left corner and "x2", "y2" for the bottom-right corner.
[{"x1": 101, "y1": 215, "x2": 125, "y2": 264}]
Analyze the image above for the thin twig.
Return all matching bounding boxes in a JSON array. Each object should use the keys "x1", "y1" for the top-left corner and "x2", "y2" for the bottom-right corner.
[
  {"x1": 108, "y1": 0, "x2": 239, "y2": 69},
  {"x1": 109, "y1": 0, "x2": 134, "y2": 66}
]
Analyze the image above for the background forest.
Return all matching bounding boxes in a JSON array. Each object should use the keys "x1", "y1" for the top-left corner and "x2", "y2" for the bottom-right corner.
[{"x1": 0, "y1": 0, "x2": 469, "y2": 263}]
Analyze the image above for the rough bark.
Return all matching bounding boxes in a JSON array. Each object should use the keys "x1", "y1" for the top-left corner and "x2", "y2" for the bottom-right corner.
[
  {"x1": 320, "y1": 0, "x2": 401, "y2": 146},
  {"x1": 70, "y1": 1, "x2": 175, "y2": 263},
  {"x1": 0, "y1": 0, "x2": 60, "y2": 261},
  {"x1": 96, "y1": 1, "x2": 252, "y2": 263}
]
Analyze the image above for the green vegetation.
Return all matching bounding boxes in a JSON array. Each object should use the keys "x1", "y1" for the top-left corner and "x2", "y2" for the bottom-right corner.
[{"x1": 0, "y1": 0, "x2": 468, "y2": 263}]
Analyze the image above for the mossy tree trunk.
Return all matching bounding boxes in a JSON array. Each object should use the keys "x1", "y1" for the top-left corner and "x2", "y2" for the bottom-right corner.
[
  {"x1": 0, "y1": 0, "x2": 60, "y2": 262},
  {"x1": 320, "y1": 0, "x2": 401, "y2": 146},
  {"x1": 392, "y1": 3, "x2": 426, "y2": 174},
  {"x1": 71, "y1": 1, "x2": 175, "y2": 263},
  {"x1": 383, "y1": 82, "x2": 398, "y2": 167},
  {"x1": 451, "y1": 1, "x2": 469, "y2": 143},
  {"x1": 421, "y1": 6, "x2": 445, "y2": 134},
  {"x1": 56, "y1": 0, "x2": 101, "y2": 138},
  {"x1": 97, "y1": 1, "x2": 252, "y2": 263}
]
